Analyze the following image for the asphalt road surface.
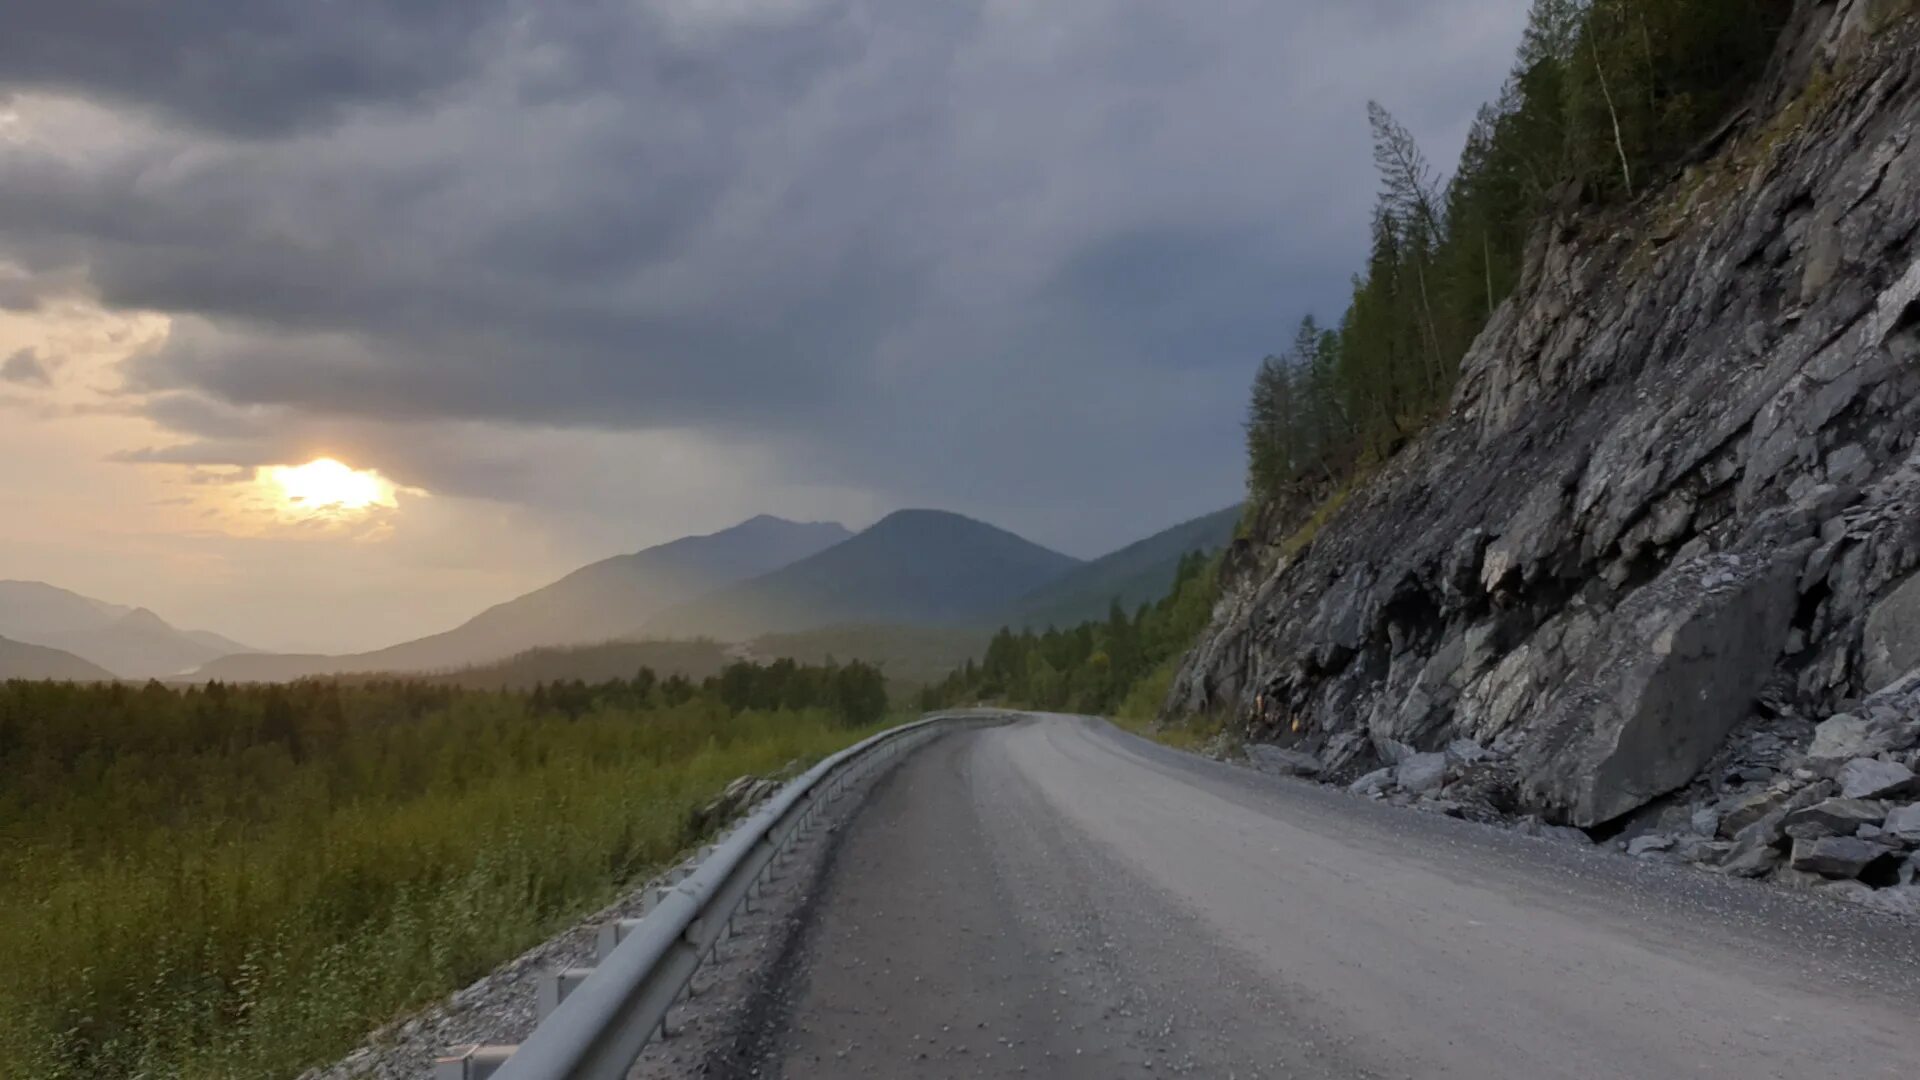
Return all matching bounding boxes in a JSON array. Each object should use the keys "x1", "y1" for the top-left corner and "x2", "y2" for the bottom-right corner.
[{"x1": 744, "y1": 713, "x2": 1920, "y2": 1079}]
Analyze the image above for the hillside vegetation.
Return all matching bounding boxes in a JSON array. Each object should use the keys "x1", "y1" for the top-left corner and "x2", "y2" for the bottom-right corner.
[
  {"x1": 0, "y1": 661, "x2": 887, "y2": 1079},
  {"x1": 920, "y1": 551, "x2": 1221, "y2": 722},
  {"x1": 1244, "y1": 0, "x2": 1794, "y2": 503}
]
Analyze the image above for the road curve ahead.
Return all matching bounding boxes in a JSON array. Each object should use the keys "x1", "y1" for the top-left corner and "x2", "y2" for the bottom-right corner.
[{"x1": 744, "y1": 714, "x2": 1920, "y2": 1079}]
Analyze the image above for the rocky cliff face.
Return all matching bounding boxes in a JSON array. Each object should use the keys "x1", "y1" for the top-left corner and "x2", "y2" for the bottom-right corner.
[{"x1": 1172, "y1": 1, "x2": 1920, "y2": 898}]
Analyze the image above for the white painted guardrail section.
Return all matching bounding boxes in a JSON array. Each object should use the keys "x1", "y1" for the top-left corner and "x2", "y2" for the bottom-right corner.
[{"x1": 433, "y1": 710, "x2": 1002, "y2": 1080}]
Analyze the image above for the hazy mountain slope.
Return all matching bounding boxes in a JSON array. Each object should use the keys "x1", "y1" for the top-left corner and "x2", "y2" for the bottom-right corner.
[
  {"x1": 1007, "y1": 505, "x2": 1241, "y2": 629},
  {"x1": 40, "y1": 609, "x2": 243, "y2": 679},
  {"x1": 196, "y1": 515, "x2": 849, "y2": 680},
  {"x1": 0, "y1": 580, "x2": 130, "y2": 639},
  {"x1": 0, "y1": 635, "x2": 117, "y2": 680},
  {"x1": 0, "y1": 581, "x2": 253, "y2": 678},
  {"x1": 650, "y1": 510, "x2": 1082, "y2": 641}
]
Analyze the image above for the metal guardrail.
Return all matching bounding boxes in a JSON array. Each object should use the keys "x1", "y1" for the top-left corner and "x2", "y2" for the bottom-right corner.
[{"x1": 434, "y1": 710, "x2": 1000, "y2": 1080}]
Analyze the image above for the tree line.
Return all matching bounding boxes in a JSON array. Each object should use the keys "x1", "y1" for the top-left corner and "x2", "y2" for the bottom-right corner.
[
  {"x1": 919, "y1": 550, "x2": 1220, "y2": 718},
  {"x1": 1246, "y1": 0, "x2": 1793, "y2": 498}
]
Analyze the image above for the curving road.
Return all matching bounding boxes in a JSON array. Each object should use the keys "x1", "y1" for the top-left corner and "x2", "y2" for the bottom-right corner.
[{"x1": 738, "y1": 713, "x2": 1920, "y2": 1079}]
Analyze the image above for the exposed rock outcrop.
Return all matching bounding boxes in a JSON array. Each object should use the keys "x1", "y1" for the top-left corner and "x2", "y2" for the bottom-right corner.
[{"x1": 1171, "y1": 3, "x2": 1920, "y2": 907}]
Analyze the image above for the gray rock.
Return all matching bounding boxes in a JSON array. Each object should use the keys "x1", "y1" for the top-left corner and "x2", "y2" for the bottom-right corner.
[
  {"x1": 1783, "y1": 798, "x2": 1887, "y2": 840},
  {"x1": 1881, "y1": 799, "x2": 1920, "y2": 841},
  {"x1": 1247, "y1": 745, "x2": 1324, "y2": 778},
  {"x1": 1689, "y1": 806, "x2": 1722, "y2": 837},
  {"x1": 1838, "y1": 758, "x2": 1919, "y2": 800},
  {"x1": 1627, "y1": 834, "x2": 1676, "y2": 858},
  {"x1": 1817, "y1": 879, "x2": 1879, "y2": 903},
  {"x1": 1883, "y1": 803, "x2": 1920, "y2": 843},
  {"x1": 1518, "y1": 551, "x2": 1803, "y2": 827},
  {"x1": 1789, "y1": 835, "x2": 1888, "y2": 878},
  {"x1": 1718, "y1": 789, "x2": 1790, "y2": 838},
  {"x1": 1863, "y1": 573, "x2": 1920, "y2": 692},
  {"x1": 1445, "y1": 738, "x2": 1494, "y2": 765},
  {"x1": 1857, "y1": 885, "x2": 1920, "y2": 918},
  {"x1": 1348, "y1": 767, "x2": 1395, "y2": 797},
  {"x1": 1718, "y1": 827, "x2": 1784, "y2": 878},
  {"x1": 1395, "y1": 752, "x2": 1449, "y2": 796},
  {"x1": 1808, "y1": 710, "x2": 1915, "y2": 765},
  {"x1": 1672, "y1": 835, "x2": 1733, "y2": 864}
]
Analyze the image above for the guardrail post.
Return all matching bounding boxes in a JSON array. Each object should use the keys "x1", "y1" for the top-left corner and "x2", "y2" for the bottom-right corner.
[
  {"x1": 596, "y1": 918, "x2": 643, "y2": 961},
  {"x1": 536, "y1": 967, "x2": 597, "y2": 1020},
  {"x1": 434, "y1": 1044, "x2": 517, "y2": 1080}
]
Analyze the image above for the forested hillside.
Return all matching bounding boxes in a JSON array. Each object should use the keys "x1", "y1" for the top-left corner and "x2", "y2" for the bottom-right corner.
[
  {"x1": 0, "y1": 660, "x2": 886, "y2": 1078},
  {"x1": 1244, "y1": 0, "x2": 1795, "y2": 503},
  {"x1": 920, "y1": 551, "x2": 1222, "y2": 721}
]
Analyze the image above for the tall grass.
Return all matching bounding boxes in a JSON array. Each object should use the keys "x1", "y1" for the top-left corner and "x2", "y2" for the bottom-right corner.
[{"x1": 0, "y1": 679, "x2": 882, "y2": 1078}]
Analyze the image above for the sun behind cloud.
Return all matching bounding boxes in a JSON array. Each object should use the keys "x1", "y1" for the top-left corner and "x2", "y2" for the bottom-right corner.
[{"x1": 264, "y1": 458, "x2": 399, "y2": 516}]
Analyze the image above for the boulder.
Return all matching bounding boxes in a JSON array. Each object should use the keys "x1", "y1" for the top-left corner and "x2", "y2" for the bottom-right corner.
[
  {"x1": 1396, "y1": 752, "x2": 1450, "y2": 796},
  {"x1": 1809, "y1": 714, "x2": 1895, "y2": 763},
  {"x1": 1883, "y1": 803, "x2": 1920, "y2": 843},
  {"x1": 1783, "y1": 798, "x2": 1887, "y2": 840},
  {"x1": 1719, "y1": 824, "x2": 1785, "y2": 878},
  {"x1": 1789, "y1": 835, "x2": 1887, "y2": 878},
  {"x1": 1862, "y1": 572, "x2": 1920, "y2": 692},
  {"x1": 1247, "y1": 745, "x2": 1324, "y2": 778},
  {"x1": 1717, "y1": 783, "x2": 1837, "y2": 877},
  {"x1": 1348, "y1": 767, "x2": 1395, "y2": 797},
  {"x1": 1838, "y1": 758, "x2": 1919, "y2": 800},
  {"x1": 1519, "y1": 550, "x2": 1804, "y2": 827},
  {"x1": 1718, "y1": 789, "x2": 1790, "y2": 838}
]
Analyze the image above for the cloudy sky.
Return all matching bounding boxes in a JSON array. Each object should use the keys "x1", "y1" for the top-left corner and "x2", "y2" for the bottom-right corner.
[{"x1": 0, "y1": 0, "x2": 1529, "y2": 653}]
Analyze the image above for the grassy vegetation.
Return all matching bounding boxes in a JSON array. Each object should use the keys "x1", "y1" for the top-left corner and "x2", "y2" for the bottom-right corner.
[{"x1": 0, "y1": 672, "x2": 889, "y2": 1079}]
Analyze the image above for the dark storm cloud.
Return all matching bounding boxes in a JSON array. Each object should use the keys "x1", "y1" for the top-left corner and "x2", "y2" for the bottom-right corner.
[
  {"x1": 0, "y1": 0, "x2": 516, "y2": 136},
  {"x1": 0, "y1": 0, "x2": 1530, "y2": 549}
]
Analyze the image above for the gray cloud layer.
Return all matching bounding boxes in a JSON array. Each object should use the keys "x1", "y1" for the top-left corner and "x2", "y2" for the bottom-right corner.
[{"x1": 0, "y1": 0, "x2": 1528, "y2": 552}]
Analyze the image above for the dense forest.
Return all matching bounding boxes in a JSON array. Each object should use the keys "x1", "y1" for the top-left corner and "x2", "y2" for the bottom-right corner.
[
  {"x1": 1245, "y1": 0, "x2": 1794, "y2": 499},
  {"x1": 919, "y1": 551, "x2": 1220, "y2": 722},
  {"x1": 0, "y1": 659, "x2": 887, "y2": 1079}
]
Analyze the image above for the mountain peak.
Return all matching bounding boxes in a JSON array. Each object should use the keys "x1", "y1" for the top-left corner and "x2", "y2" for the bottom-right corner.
[
  {"x1": 647, "y1": 509, "x2": 1081, "y2": 640},
  {"x1": 114, "y1": 607, "x2": 175, "y2": 633}
]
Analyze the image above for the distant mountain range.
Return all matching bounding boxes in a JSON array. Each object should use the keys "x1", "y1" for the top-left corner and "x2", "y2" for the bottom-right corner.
[
  {"x1": 648, "y1": 510, "x2": 1082, "y2": 640},
  {"x1": 0, "y1": 581, "x2": 255, "y2": 679},
  {"x1": 3, "y1": 506, "x2": 1241, "y2": 683},
  {"x1": 1005, "y1": 505, "x2": 1240, "y2": 629},
  {"x1": 0, "y1": 634, "x2": 117, "y2": 680},
  {"x1": 194, "y1": 515, "x2": 851, "y2": 682}
]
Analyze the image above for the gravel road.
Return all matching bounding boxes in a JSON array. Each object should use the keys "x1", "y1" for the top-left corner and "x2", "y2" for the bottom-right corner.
[{"x1": 738, "y1": 713, "x2": 1920, "y2": 1079}]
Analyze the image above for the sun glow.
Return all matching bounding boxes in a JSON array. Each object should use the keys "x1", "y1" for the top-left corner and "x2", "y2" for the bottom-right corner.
[{"x1": 265, "y1": 458, "x2": 399, "y2": 514}]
